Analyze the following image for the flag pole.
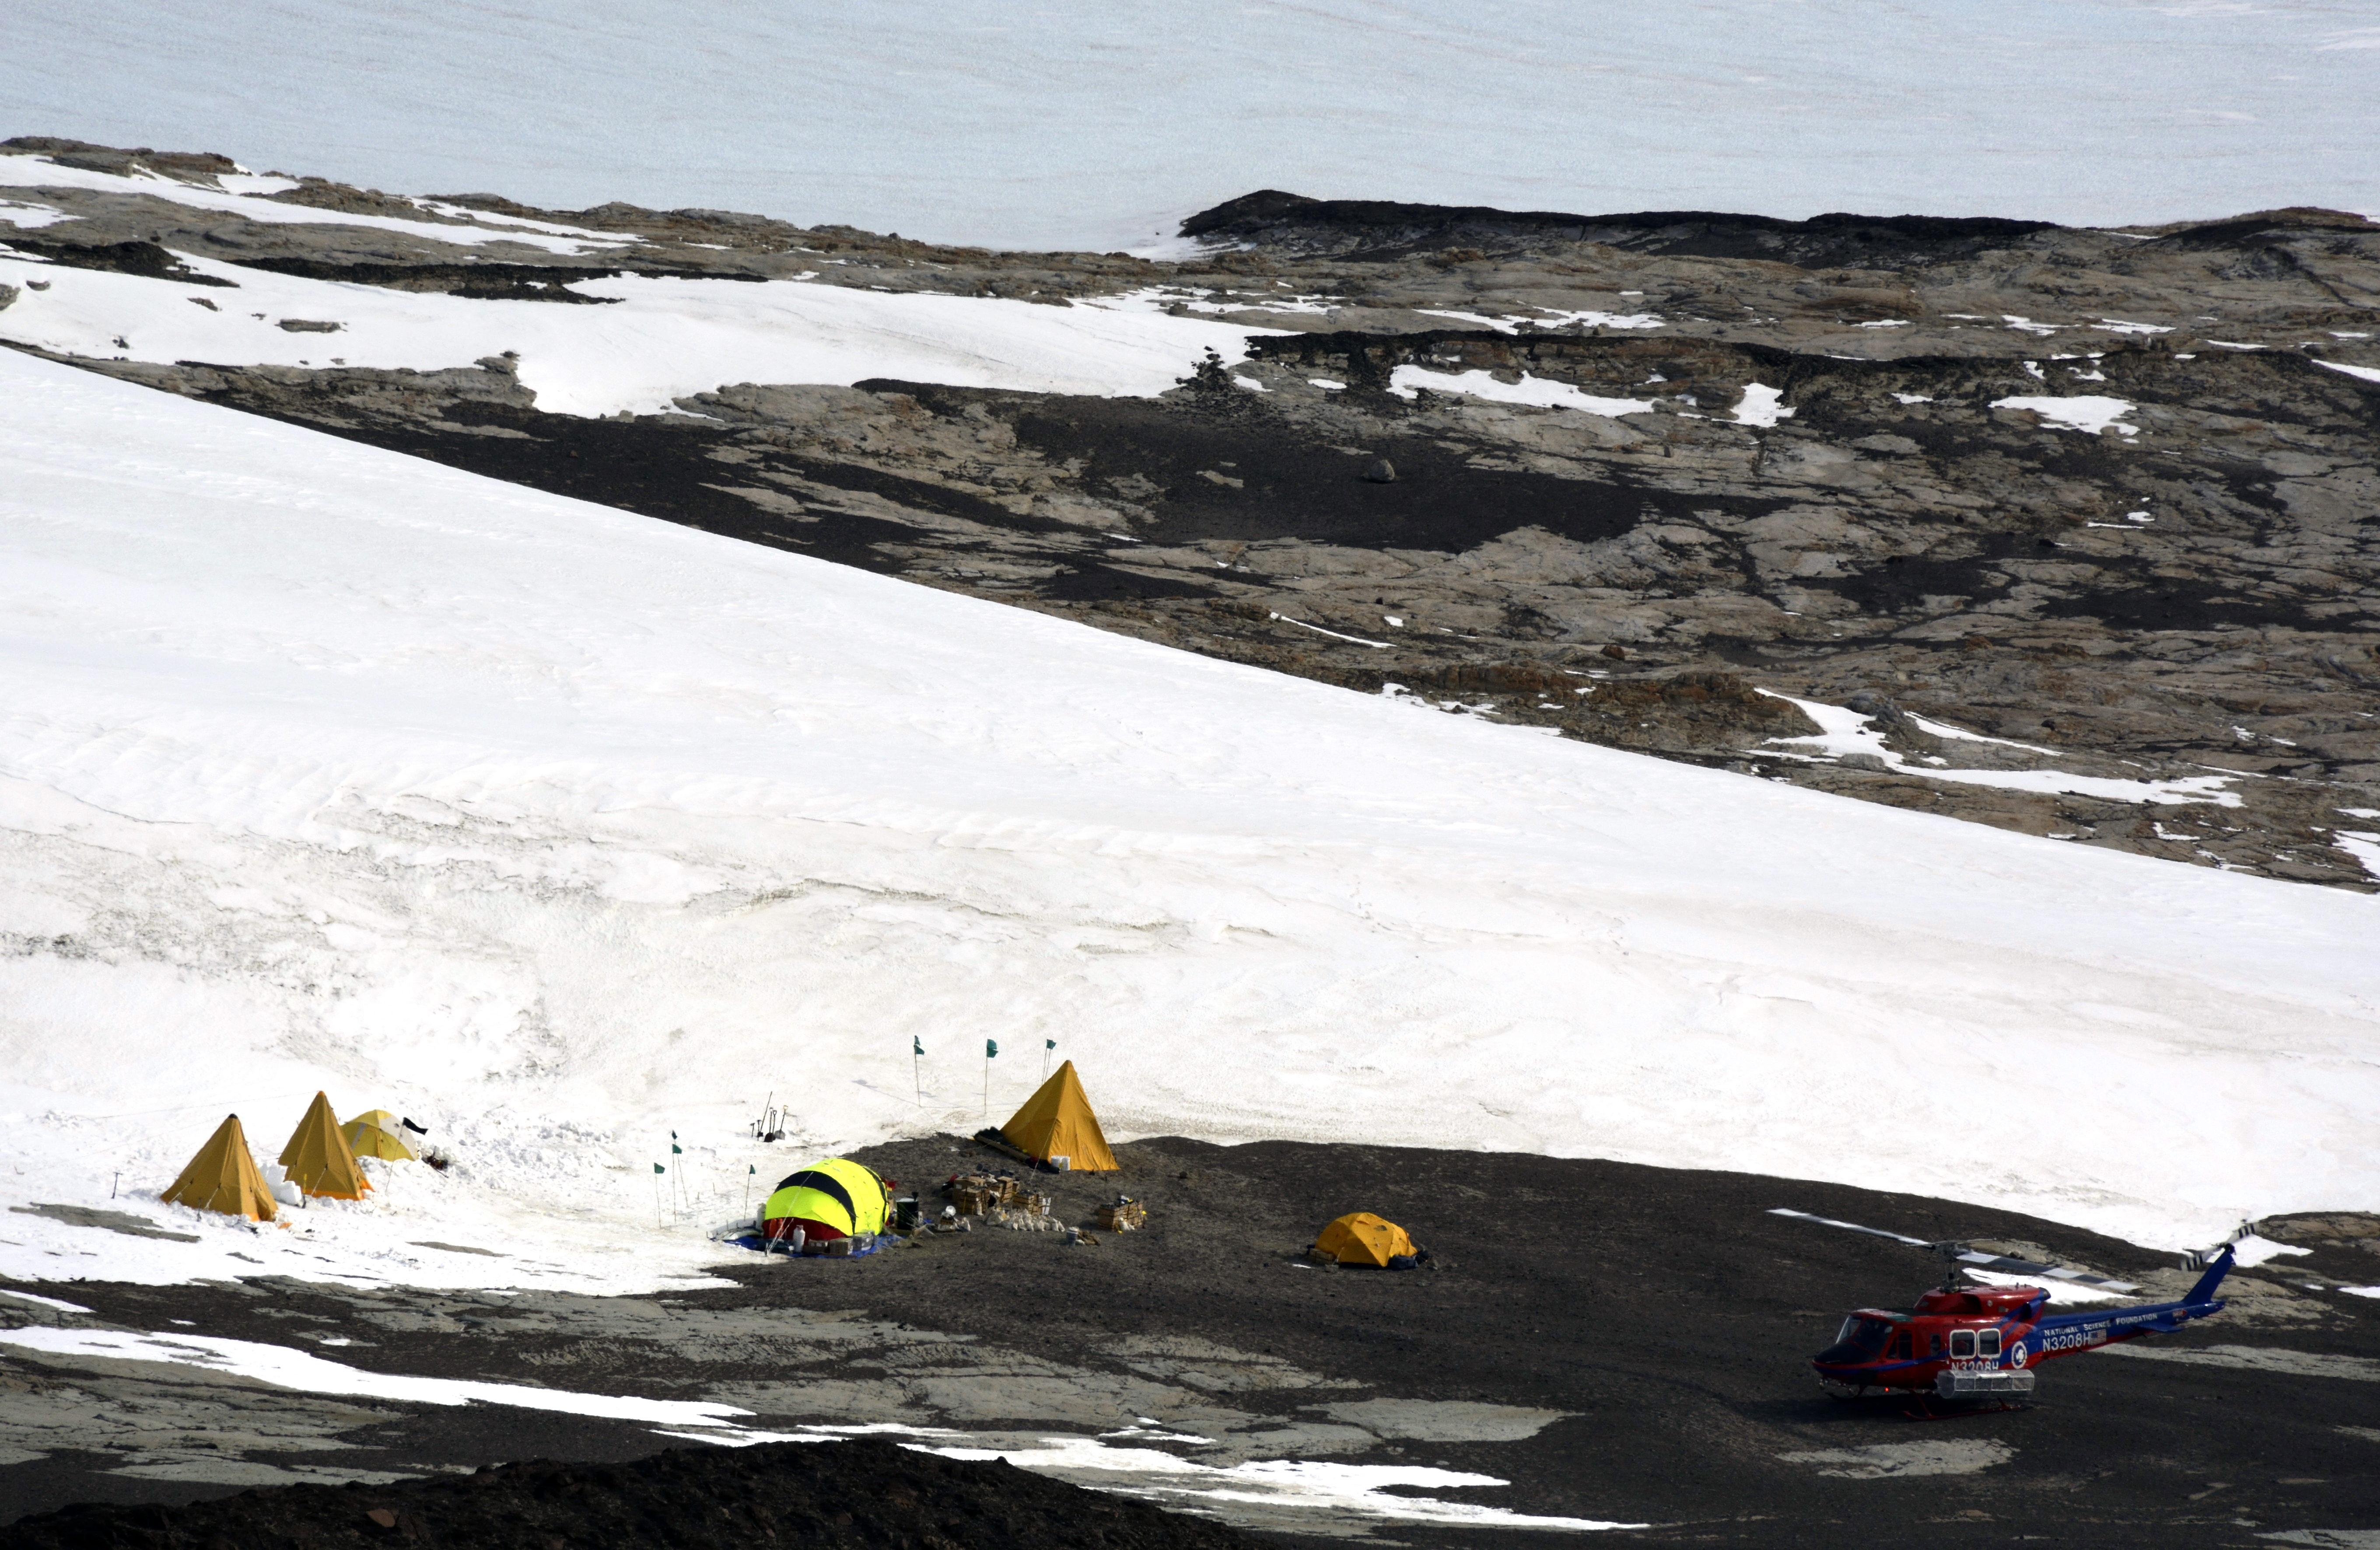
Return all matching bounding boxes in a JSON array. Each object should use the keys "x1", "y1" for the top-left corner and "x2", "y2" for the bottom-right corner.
[
  {"x1": 913, "y1": 1037, "x2": 923, "y2": 1107},
  {"x1": 983, "y1": 1038, "x2": 998, "y2": 1117}
]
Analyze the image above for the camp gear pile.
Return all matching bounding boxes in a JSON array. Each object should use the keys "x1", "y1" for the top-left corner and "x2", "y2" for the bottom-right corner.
[
  {"x1": 1097, "y1": 1196, "x2": 1148, "y2": 1232},
  {"x1": 944, "y1": 1167, "x2": 1029, "y2": 1215},
  {"x1": 990, "y1": 1201, "x2": 1061, "y2": 1232}
]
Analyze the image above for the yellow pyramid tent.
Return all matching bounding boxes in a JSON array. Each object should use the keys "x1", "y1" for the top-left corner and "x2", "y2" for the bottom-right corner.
[
  {"x1": 341, "y1": 1109, "x2": 417, "y2": 1162},
  {"x1": 280, "y1": 1091, "x2": 372, "y2": 1200},
  {"x1": 161, "y1": 1114, "x2": 277, "y2": 1221},
  {"x1": 998, "y1": 1060, "x2": 1118, "y2": 1171}
]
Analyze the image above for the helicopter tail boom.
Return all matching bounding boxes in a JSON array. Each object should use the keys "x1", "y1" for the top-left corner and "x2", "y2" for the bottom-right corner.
[
  {"x1": 2184, "y1": 1243, "x2": 2236, "y2": 1306},
  {"x1": 2026, "y1": 1249, "x2": 2230, "y2": 1357}
]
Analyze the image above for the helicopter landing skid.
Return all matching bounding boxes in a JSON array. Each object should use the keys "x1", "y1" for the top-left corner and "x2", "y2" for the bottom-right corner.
[{"x1": 1901, "y1": 1396, "x2": 2028, "y2": 1422}]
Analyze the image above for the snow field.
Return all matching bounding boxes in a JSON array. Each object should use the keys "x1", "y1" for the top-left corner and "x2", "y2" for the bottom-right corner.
[
  {"x1": 0, "y1": 346, "x2": 2376, "y2": 1303},
  {"x1": 0, "y1": 244, "x2": 1283, "y2": 417},
  {"x1": 0, "y1": 1323, "x2": 1636, "y2": 1529},
  {"x1": 0, "y1": 156, "x2": 634, "y2": 254}
]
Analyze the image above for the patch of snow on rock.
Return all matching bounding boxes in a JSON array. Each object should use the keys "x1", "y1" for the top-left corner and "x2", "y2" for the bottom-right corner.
[
  {"x1": 1387, "y1": 365, "x2": 1655, "y2": 416},
  {"x1": 0, "y1": 250, "x2": 1288, "y2": 417},
  {"x1": 1759, "y1": 691, "x2": 2240, "y2": 806},
  {"x1": 0, "y1": 155, "x2": 637, "y2": 254},
  {"x1": 1990, "y1": 394, "x2": 2140, "y2": 436},
  {"x1": 1732, "y1": 383, "x2": 1794, "y2": 426},
  {"x1": 0, "y1": 200, "x2": 76, "y2": 229}
]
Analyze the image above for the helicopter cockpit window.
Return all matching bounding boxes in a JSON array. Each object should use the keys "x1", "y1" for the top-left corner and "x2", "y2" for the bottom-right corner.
[
  {"x1": 1978, "y1": 1329, "x2": 2002, "y2": 1358},
  {"x1": 1844, "y1": 1318, "x2": 1892, "y2": 1353},
  {"x1": 1948, "y1": 1330, "x2": 1978, "y2": 1358},
  {"x1": 1815, "y1": 1317, "x2": 1895, "y2": 1365}
]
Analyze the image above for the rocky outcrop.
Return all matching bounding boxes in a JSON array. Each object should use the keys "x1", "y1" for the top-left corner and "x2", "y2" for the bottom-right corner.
[
  {"x1": 1177, "y1": 190, "x2": 2065, "y2": 267},
  {"x1": 7, "y1": 141, "x2": 2377, "y2": 888}
]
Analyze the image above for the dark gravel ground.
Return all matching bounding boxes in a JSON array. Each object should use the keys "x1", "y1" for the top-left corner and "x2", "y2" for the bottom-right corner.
[
  {"x1": 5, "y1": 1137, "x2": 2376, "y2": 1548},
  {"x1": 0, "y1": 1438, "x2": 1253, "y2": 1550},
  {"x1": 773, "y1": 1134, "x2": 2380, "y2": 1547}
]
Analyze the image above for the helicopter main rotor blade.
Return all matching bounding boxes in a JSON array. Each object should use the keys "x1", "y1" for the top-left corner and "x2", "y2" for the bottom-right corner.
[
  {"x1": 1768, "y1": 1208, "x2": 1933, "y2": 1246},
  {"x1": 1772, "y1": 1209, "x2": 2142, "y2": 1292},
  {"x1": 1951, "y1": 1250, "x2": 2138, "y2": 1292}
]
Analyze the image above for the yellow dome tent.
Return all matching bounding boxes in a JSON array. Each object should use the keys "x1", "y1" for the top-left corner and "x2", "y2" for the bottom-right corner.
[
  {"x1": 162, "y1": 1114, "x2": 277, "y2": 1222},
  {"x1": 762, "y1": 1157, "x2": 890, "y2": 1243},
  {"x1": 998, "y1": 1060, "x2": 1117, "y2": 1172},
  {"x1": 1313, "y1": 1211, "x2": 1418, "y2": 1268},
  {"x1": 341, "y1": 1109, "x2": 416, "y2": 1162},
  {"x1": 280, "y1": 1092, "x2": 371, "y2": 1200}
]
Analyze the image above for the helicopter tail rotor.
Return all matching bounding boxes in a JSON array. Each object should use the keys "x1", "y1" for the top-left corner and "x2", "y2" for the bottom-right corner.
[{"x1": 2180, "y1": 1220, "x2": 2263, "y2": 1273}]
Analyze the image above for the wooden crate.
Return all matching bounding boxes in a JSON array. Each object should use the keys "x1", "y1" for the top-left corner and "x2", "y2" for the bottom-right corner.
[
  {"x1": 947, "y1": 1170, "x2": 1027, "y2": 1216},
  {"x1": 1096, "y1": 1201, "x2": 1147, "y2": 1232}
]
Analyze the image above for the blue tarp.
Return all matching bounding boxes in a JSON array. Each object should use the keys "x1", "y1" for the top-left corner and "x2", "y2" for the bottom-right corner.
[{"x1": 721, "y1": 1232, "x2": 889, "y2": 1260}]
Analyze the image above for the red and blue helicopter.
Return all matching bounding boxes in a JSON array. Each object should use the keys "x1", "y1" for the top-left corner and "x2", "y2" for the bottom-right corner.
[{"x1": 1774, "y1": 1208, "x2": 2253, "y2": 1409}]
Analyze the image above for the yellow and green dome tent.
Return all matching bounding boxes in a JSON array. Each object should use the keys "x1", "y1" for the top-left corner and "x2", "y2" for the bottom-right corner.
[{"x1": 761, "y1": 1157, "x2": 890, "y2": 1243}]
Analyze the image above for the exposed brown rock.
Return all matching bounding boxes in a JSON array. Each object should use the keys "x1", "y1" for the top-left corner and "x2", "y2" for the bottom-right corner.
[{"x1": 7, "y1": 143, "x2": 2377, "y2": 888}]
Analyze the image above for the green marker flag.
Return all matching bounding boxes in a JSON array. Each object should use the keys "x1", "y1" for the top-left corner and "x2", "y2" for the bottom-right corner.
[
  {"x1": 987, "y1": 1039, "x2": 999, "y2": 1058},
  {"x1": 748, "y1": 1165, "x2": 756, "y2": 1175},
  {"x1": 672, "y1": 1143, "x2": 682, "y2": 1154},
  {"x1": 1045, "y1": 1038, "x2": 1055, "y2": 1050},
  {"x1": 913, "y1": 1036, "x2": 924, "y2": 1056},
  {"x1": 653, "y1": 1162, "x2": 665, "y2": 1174}
]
